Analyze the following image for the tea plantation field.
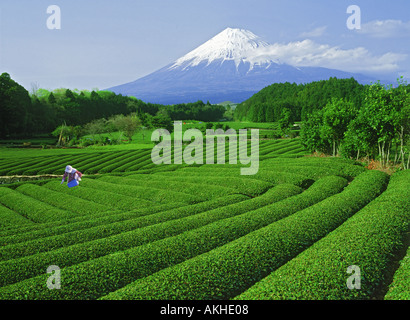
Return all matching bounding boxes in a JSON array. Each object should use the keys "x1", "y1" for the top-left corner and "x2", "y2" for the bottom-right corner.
[{"x1": 0, "y1": 138, "x2": 408, "y2": 300}]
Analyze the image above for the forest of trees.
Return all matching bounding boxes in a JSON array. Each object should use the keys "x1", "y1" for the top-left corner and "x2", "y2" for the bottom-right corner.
[
  {"x1": 300, "y1": 79, "x2": 410, "y2": 168},
  {"x1": 234, "y1": 77, "x2": 365, "y2": 122},
  {"x1": 1, "y1": 72, "x2": 409, "y2": 167},
  {"x1": 0, "y1": 73, "x2": 225, "y2": 139}
]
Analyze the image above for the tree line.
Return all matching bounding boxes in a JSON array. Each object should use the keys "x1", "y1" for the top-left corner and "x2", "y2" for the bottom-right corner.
[
  {"x1": 300, "y1": 79, "x2": 409, "y2": 169},
  {"x1": 0, "y1": 73, "x2": 225, "y2": 139},
  {"x1": 234, "y1": 77, "x2": 365, "y2": 123}
]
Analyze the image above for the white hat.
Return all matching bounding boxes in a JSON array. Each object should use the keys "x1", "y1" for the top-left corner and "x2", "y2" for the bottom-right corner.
[{"x1": 65, "y1": 165, "x2": 73, "y2": 173}]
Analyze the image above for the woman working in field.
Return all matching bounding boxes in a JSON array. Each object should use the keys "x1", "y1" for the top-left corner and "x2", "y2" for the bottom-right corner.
[{"x1": 61, "y1": 165, "x2": 83, "y2": 187}]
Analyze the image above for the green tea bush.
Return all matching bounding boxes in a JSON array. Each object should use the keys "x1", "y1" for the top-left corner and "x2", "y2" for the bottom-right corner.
[
  {"x1": 385, "y1": 246, "x2": 410, "y2": 300},
  {"x1": 93, "y1": 176, "x2": 237, "y2": 201},
  {"x1": 236, "y1": 170, "x2": 409, "y2": 300},
  {"x1": 123, "y1": 174, "x2": 272, "y2": 197},
  {"x1": 99, "y1": 171, "x2": 387, "y2": 300},
  {"x1": 0, "y1": 202, "x2": 182, "y2": 245},
  {"x1": 0, "y1": 194, "x2": 247, "y2": 287},
  {"x1": 0, "y1": 187, "x2": 78, "y2": 223},
  {"x1": 15, "y1": 184, "x2": 108, "y2": 216},
  {"x1": 0, "y1": 181, "x2": 323, "y2": 299},
  {"x1": 0, "y1": 204, "x2": 34, "y2": 229},
  {"x1": 43, "y1": 181, "x2": 153, "y2": 210},
  {"x1": 11, "y1": 175, "x2": 345, "y2": 300}
]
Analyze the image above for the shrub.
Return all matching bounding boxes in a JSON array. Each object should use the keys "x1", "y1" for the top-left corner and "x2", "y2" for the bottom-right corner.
[
  {"x1": 98, "y1": 171, "x2": 387, "y2": 300},
  {"x1": 0, "y1": 194, "x2": 247, "y2": 288},
  {"x1": 0, "y1": 204, "x2": 34, "y2": 229},
  {"x1": 236, "y1": 170, "x2": 409, "y2": 300}
]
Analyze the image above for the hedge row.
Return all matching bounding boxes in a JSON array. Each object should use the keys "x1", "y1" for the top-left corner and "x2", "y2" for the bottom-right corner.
[
  {"x1": 236, "y1": 170, "x2": 410, "y2": 300},
  {"x1": 16, "y1": 154, "x2": 97, "y2": 176},
  {"x1": 0, "y1": 182, "x2": 296, "y2": 261},
  {"x1": 0, "y1": 192, "x2": 248, "y2": 262},
  {"x1": 43, "y1": 180, "x2": 154, "y2": 210},
  {"x1": 122, "y1": 174, "x2": 273, "y2": 197},
  {"x1": 51, "y1": 152, "x2": 132, "y2": 175},
  {"x1": 79, "y1": 151, "x2": 130, "y2": 174},
  {"x1": 15, "y1": 184, "x2": 110, "y2": 217},
  {"x1": 20, "y1": 155, "x2": 75, "y2": 176},
  {"x1": 154, "y1": 168, "x2": 313, "y2": 190},
  {"x1": 97, "y1": 151, "x2": 150, "y2": 174},
  {"x1": 0, "y1": 194, "x2": 248, "y2": 287},
  {"x1": 111, "y1": 152, "x2": 153, "y2": 173},
  {"x1": 0, "y1": 187, "x2": 79, "y2": 223},
  {"x1": 47, "y1": 151, "x2": 132, "y2": 175},
  {"x1": 169, "y1": 157, "x2": 365, "y2": 181},
  {"x1": 0, "y1": 156, "x2": 55, "y2": 175},
  {"x1": 84, "y1": 176, "x2": 200, "y2": 204},
  {"x1": 0, "y1": 178, "x2": 343, "y2": 299},
  {"x1": 385, "y1": 246, "x2": 410, "y2": 300},
  {"x1": 0, "y1": 204, "x2": 34, "y2": 229},
  {"x1": 94, "y1": 175, "x2": 238, "y2": 201},
  {"x1": 1, "y1": 175, "x2": 345, "y2": 300},
  {"x1": 0, "y1": 202, "x2": 183, "y2": 245},
  {"x1": 99, "y1": 170, "x2": 388, "y2": 300}
]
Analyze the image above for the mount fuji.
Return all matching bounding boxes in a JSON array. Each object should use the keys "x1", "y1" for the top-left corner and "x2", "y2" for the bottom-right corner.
[{"x1": 108, "y1": 28, "x2": 380, "y2": 105}]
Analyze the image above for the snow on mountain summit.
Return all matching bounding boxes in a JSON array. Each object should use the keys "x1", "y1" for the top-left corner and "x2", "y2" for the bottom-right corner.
[
  {"x1": 108, "y1": 27, "x2": 379, "y2": 105},
  {"x1": 169, "y1": 27, "x2": 279, "y2": 71}
]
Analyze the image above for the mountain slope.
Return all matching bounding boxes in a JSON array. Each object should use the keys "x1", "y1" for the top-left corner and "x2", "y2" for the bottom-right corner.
[{"x1": 108, "y1": 28, "x2": 381, "y2": 105}]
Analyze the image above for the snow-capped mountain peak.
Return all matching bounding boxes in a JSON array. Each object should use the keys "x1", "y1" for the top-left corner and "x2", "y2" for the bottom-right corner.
[
  {"x1": 169, "y1": 27, "x2": 279, "y2": 71},
  {"x1": 108, "y1": 27, "x2": 379, "y2": 105}
]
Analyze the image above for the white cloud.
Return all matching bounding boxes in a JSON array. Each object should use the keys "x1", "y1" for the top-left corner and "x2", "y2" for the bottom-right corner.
[
  {"x1": 298, "y1": 26, "x2": 327, "y2": 38},
  {"x1": 250, "y1": 39, "x2": 407, "y2": 74},
  {"x1": 358, "y1": 20, "x2": 410, "y2": 38}
]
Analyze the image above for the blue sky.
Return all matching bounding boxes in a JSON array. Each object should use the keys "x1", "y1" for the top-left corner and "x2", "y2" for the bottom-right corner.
[{"x1": 0, "y1": 0, "x2": 409, "y2": 91}]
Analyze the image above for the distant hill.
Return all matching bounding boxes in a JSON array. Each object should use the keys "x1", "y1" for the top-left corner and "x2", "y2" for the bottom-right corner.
[{"x1": 234, "y1": 77, "x2": 365, "y2": 122}]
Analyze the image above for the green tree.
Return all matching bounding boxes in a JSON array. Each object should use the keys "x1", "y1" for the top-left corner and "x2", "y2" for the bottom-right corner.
[
  {"x1": 322, "y1": 98, "x2": 357, "y2": 156},
  {"x1": 151, "y1": 112, "x2": 173, "y2": 133},
  {"x1": 110, "y1": 113, "x2": 142, "y2": 142},
  {"x1": 0, "y1": 73, "x2": 31, "y2": 137},
  {"x1": 52, "y1": 124, "x2": 75, "y2": 146},
  {"x1": 300, "y1": 109, "x2": 330, "y2": 154},
  {"x1": 278, "y1": 107, "x2": 294, "y2": 137}
]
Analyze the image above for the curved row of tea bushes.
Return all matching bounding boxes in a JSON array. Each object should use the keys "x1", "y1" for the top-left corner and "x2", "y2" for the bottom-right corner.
[
  {"x1": 16, "y1": 176, "x2": 344, "y2": 300},
  {"x1": 100, "y1": 170, "x2": 388, "y2": 300},
  {"x1": 43, "y1": 181, "x2": 154, "y2": 210},
  {"x1": 95, "y1": 175, "x2": 234, "y2": 203},
  {"x1": 169, "y1": 157, "x2": 365, "y2": 181},
  {"x1": 0, "y1": 204, "x2": 34, "y2": 229},
  {"x1": 385, "y1": 246, "x2": 410, "y2": 300},
  {"x1": 19, "y1": 178, "x2": 196, "y2": 207},
  {"x1": 83, "y1": 177, "x2": 200, "y2": 204},
  {"x1": 61, "y1": 151, "x2": 138, "y2": 175},
  {"x1": 0, "y1": 187, "x2": 79, "y2": 223},
  {"x1": 122, "y1": 174, "x2": 273, "y2": 197},
  {"x1": 93, "y1": 176, "x2": 238, "y2": 201},
  {"x1": 38, "y1": 152, "x2": 127, "y2": 175},
  {"x1": 153, "y1": 168, "x2": 313, "y2": 190},
  {"x1": 235, "y1": 170, "x2": 410, "y2": 300},
  {"x1": 78, "y1": 151, "x2": 131, "y2": 174},
  {"x1": 0, "y1": 203, "x2": 178, "y2": 245},
  {"x1": 0, "y1": 194, "x2": 248, "y2": 262},
  {"x1": 0, "y1": 177, "x2": 347, "y2": 299},
  {"x1": 0, "y1": 194, "x2": 249, "y2": 287},
  {"x1": 97, "y1": 151, "x2": 150, "y2": 174},
  {"x1": 12, "y1": 154, "x2": 97, "y2": 176},
  {"x1": 44, "y1": 151, "x2": 135, "y2": 175},
  {"x1": 0, "y1": 160, "x2": 44, "y2": 176},
  {"x1": 15, "y1": 184, "x2": 109, "y2": 216},
  {"x1": 20, "y1": 155, "x2": 76, "y2": 176},
  {"x1": 111, "y1": 151, "x2": 153, "y2": 173}
]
